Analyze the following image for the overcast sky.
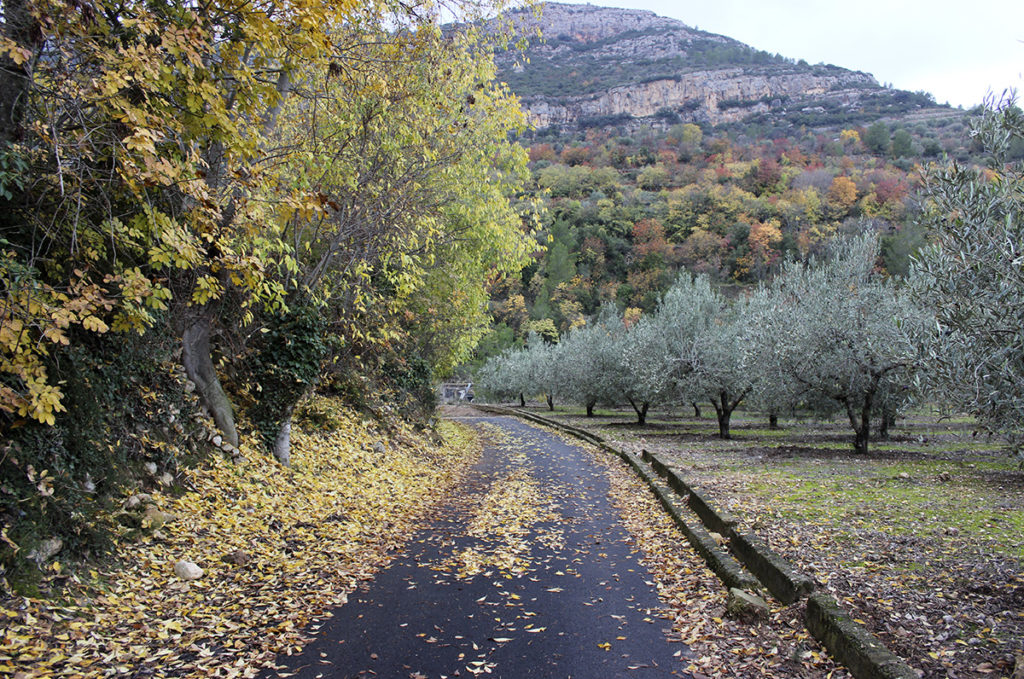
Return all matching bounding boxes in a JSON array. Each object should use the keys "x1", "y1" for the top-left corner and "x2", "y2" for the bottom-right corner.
[{"x1": 596, "y1": 0, "x2": 1024, "y2": 109}]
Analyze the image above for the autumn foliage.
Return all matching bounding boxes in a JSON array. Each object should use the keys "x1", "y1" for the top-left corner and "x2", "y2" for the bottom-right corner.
[
  {"x1": 0, "y1": 396, "x2": 478, "y2": 677},
  {"x1": 0, "y1": 0, "x2": 536, "y2": 582}
]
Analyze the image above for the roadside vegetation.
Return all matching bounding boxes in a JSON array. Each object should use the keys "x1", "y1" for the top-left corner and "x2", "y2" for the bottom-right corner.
[{"x1": 0, "y1": 0, "x2": 537, "y2": 589}]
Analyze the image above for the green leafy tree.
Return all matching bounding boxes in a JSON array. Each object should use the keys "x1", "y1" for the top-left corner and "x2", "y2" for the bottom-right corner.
[
  {"x1": 891, "y1": 128, "x2": 914, "y2": 158},
  {"x1": 614, "y1": 315, "x2": 672, "y2": 424},
  {"x1": 477, "y1": 346, "x2": 533, "y2": 406},
  {"x1": 864, "y1": 121, "x2": 891, "y2": 155},
  {"x1": 655, "y1": 273, "x2": 719, "y2": 404},
  {"x1": 746, "y1": 286, "x2": 804, "y2": 428},
  {"x1": 559, "y1": 304, "x2": 626, "y2": 416},
  {"x1": 0, "y1": 0, "x2": 535, "y2": 464},
  {"x1": 690, "y1": 293, "x2": 762, "y2": 439},
  {"x1": 528, "y1": 333, "x2": 567, "y2": 411}
]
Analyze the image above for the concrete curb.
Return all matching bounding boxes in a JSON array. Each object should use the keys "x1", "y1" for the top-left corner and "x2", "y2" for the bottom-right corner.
[
  {"x1": 647, "y1": 476, "x2": 762, "y2": 592},
  {"x1": 643, "y1": 451, "x2": 814, "y2": 605},
  {"x1": 471, "y1": 405, "x2": 606, "y2": 446},
  {"x1": 469, "y1": 405, "x2": 919, "y2": 679},
  {"x1": 729, "y1": 530, "x2": 816, "y2": 605},
  {"x1": 642, "y1": 451, "x2": 740, "y2": 534},
  {"x1": 805, "y1": 593, "x2": 919, "y2": 679}
]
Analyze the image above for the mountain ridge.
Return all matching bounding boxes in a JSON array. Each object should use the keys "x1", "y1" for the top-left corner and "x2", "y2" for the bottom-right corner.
[{"x1": 496, "y1": 3, "x2": 948, "y2": 131}]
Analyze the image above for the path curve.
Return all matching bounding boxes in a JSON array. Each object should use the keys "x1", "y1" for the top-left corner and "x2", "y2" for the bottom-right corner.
[{"x1": 265, "y1": 416, "x2": 690, "y2": 678}]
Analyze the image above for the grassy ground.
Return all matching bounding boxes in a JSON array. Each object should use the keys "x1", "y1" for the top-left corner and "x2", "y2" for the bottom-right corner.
[{"x1": 517, "y1": 402, "x2": 1024, "y2": 679}]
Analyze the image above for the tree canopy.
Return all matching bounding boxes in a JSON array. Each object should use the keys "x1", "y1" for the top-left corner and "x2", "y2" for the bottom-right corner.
[
  {"x1": 0, "y1": 0, "x2": 535, "y2": 439},
  {"x1": 0, "y1": 0, "x2": 539, "y2": 571},
  {"x1": 912, "y1": 97, "x2": 1024, "y2": 454}
]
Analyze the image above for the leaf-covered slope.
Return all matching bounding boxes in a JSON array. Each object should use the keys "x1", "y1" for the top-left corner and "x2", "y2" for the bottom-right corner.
[{"x1": 0, "y1": 397, "x2": 477, "y2": 677}]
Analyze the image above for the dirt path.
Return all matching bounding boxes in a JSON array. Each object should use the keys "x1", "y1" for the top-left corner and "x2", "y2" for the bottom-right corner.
[{"x1": 263, "y1": 416, "x2": 690, "y2": 678}]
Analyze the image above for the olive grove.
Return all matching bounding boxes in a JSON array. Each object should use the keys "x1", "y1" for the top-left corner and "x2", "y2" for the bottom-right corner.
[{"x1": 479, "y1": 235, "x2": 929, "y2": 454}]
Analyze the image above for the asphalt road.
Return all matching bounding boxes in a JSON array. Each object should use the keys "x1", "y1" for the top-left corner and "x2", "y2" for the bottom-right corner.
[{"x1": 265, "y1": 416, "x2": 690, "y2": 678}]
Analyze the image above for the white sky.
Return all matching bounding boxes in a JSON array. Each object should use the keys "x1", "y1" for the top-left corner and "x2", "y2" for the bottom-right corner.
[{"x1": 594, "y1": 0, "x2": 1024, "y2": 109}]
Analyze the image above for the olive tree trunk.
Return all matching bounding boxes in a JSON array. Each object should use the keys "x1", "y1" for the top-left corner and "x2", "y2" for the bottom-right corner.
[
  {"x1": 627, "y1": 398, "x2": 649, "y2": 425},
  {"x1": 846, "y1": 398, "x2": 872, "y2": 455},
  {"x1": 710, "y1": 388, "x2": 750, "y2": 440}
]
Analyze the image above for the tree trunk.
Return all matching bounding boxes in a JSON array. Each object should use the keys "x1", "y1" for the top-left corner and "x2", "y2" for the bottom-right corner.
[
  {"x1": 182, "y1": 312, "x2": 238, "y2": 446},
  {"x1": 712, "y1": 401, "x2": 732, "y2": 439},
  {"x1": 692, "y1": 402, "x2": 701, "y2": 418},
  {"x1": 769, "y1": 412, "x2": 779, "y2": 430},
  {"x1": 546, "y1": 394, "x2": 554, "y2": 411},
  {"x1": 878, "y1": 409, "x2": 892, "y2": 439},
  {"x1": 271, "y1": 412, "x2": 293, "y2": 467},
  {"x1": 586, "y1": 400, "x2": 595, "y2": 417},
  {"x1": 717, "y1": 409, "x2": 732, "y2": 439},
  {"x1": 853, "y1": 426, "x2": 869, "y2": 455},
  {"x1": 628, "y1": 398, "x2": 648, "y2": 425},
  {"x1": 519, "y1": 392, "x2": 525, "y2": 407},
  {"x1": 846, "y1": 399, "x2": 872, "y2": 455},
  {"x1": 712, "y1": 390, "x2": 737, "y2": 439}
]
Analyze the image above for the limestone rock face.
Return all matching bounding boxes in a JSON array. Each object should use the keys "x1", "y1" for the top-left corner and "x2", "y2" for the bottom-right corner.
[
  {"x1": 522, "y1": 70, "x2": 876, "y2": 128},
  {"x1": 508, "y1": 2, "x2": 688, "y2": 44},
  {"x1": 496, "y1": 2, "x2": 887, "y2": 130}
]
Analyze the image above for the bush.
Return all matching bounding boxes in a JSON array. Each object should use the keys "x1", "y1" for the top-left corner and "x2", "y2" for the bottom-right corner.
[
  {"x1": 1, "y1": 325, "x2": 210, "y2": 591},
  {"x1": 246, "y1": 304, "x2": 332, "y2": 450}
]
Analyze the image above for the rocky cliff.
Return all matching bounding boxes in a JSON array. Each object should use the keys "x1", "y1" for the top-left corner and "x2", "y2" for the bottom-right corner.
[
  {"x1": 522, "y1": 67, "x2": 877, "y2": 127},
  {"x1": 496, "y1": 3, "x2": 929, "y2": 130}
]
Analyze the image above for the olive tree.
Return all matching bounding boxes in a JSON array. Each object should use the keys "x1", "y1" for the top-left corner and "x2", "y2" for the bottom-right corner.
[
  {"x1": 776, "y1": 234, "x2": 926, "y2": 454},
  {"x1": 527, "y1": 333, "x2": 567, "y2": 411},
  {"x1": 476, "y1": 347, "x2": 530, "y2": 405},
  {"x1": 912, "y1": 98, "x2": 1024, "y2": 456},
  {"x1": 559, "y1": 304, "x2": 626, "y2": 416},
  {"x1": 615, "y1": 315, "x2": 674, "y2": 425},
  {"x1": 745, "y1": 285, "x2": 804, "y2": 428},
  {"x1": 656, "y1": 273, "x2": 720, "y2": 412},
  {"x1": 689, "y1": 293, "x2": 764, "y2": 439}
]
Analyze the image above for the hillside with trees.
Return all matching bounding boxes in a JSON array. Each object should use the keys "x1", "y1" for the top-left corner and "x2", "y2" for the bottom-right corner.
[
  {"x1": 472, "y1": 111, "x2": 983, "y2": 358},
  {"x1": 477, "y1": 98, "x2": 1024, "y2": 462},
  {"x1": 471, "y1": 7, "x2": 1024, "y2": 466}
]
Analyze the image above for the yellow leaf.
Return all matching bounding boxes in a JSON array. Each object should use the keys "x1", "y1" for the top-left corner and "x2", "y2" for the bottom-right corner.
[{"x1": 81, "y1": 315, "x2": 109, "y2": 333}]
